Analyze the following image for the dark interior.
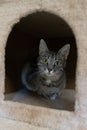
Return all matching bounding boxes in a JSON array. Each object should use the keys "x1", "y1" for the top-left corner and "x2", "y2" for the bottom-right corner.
[{"x1": 5, "y1": 11, "x2": 77, "y2": 111}]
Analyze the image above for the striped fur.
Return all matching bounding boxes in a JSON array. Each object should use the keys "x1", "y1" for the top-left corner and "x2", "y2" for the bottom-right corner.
[{"x1": 21, "y1": 39, "x2": 70, "y2": 100}]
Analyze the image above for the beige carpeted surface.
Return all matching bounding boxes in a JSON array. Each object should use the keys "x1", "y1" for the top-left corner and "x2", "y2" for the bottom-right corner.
[{"x1": 0, "y1": 117, "x2": 50, "y2": 130}]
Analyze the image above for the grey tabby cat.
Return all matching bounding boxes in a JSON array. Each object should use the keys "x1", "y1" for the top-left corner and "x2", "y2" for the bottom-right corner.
[{"x1": 21, "y1": 39, "x2": 70, "y2": 100}]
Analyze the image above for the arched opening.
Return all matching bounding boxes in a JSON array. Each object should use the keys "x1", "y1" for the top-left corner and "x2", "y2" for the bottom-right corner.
[{"x1": 5, "y1": 11, "x2": 77, "y2": 111}]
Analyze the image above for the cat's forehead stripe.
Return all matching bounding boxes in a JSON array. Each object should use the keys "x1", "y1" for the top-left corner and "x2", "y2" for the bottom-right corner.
[{"x1": 46, "y1": 52, "x2": 56, "y2": 57}]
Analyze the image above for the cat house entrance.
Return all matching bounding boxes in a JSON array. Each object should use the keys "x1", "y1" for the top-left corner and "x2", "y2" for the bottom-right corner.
[{"x1": 5, "y1": 11, "x2": 77, "y2": 111}]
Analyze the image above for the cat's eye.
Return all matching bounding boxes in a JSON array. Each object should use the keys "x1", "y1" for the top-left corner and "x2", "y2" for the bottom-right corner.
[
  {"x1": 54, "y1": 61, "x2": 59, "y2": 67},
  {"x1": 56, "y1": 61, "x2": 59, "y2": 65},
  {"x1": 44, "y1": 59, "x2": 48, "y2": 64},
  {"x1": 53, "y1": 63, "x2": 55, "y2": 67}
]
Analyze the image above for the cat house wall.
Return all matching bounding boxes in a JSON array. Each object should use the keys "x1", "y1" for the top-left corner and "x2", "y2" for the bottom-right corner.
[
  {"x1": 5, "y1": 11, "x2": 77, "y2": 93},
  {"x1": 0, "y1": 0, "x2": 87, "y2": 129}
]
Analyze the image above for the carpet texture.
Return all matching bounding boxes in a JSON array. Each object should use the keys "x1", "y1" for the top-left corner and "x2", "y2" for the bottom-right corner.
[{"x1": 0, "y1": 117, "x2": 50, "y2": 130}]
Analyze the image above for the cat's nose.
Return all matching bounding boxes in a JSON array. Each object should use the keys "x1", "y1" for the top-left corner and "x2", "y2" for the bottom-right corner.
[{"x1": 48, "y1": 67, "x2": 52, "y2": 72}]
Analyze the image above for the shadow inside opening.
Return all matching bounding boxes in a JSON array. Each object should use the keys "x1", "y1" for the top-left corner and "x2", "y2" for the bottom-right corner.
[{"x1": 5, "y1": 11, "x2": 77, "y2": 111}]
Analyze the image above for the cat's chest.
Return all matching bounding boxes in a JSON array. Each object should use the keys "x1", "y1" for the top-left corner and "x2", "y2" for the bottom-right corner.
[{"x1": 45, "y1": 79, "x2": 52, "y2": 85}]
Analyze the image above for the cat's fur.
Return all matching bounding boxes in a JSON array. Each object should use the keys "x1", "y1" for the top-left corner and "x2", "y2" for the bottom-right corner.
[{"x1": 21, "y1": 39, "x2": 70, "y2": 100}]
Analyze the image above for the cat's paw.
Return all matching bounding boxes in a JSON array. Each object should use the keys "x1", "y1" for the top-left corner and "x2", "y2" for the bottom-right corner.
[{"x1": 50, "y1": 93, "x2": 57, "y2": 100}]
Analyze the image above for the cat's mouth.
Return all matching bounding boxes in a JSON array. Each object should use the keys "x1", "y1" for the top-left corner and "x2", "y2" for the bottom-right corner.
[
  {"x1": 47, "y1": 72, "x2": 54, "y2": 76},
  {"x1": 44, "y1": 69, "x2": 54, "y2": 77},
  {"x1": 43, "y1": 69, "x2": 63, "y2": 77}
]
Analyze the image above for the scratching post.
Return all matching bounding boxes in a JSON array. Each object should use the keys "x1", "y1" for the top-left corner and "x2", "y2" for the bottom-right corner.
[{"x1": 0, "y1": 0, "x2": 87, "y2": 129}]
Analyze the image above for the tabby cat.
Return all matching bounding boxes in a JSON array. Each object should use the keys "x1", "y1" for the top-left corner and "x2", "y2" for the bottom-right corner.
[{"x1": 21, "y1": 39, "x2": 70, "y2": 100}]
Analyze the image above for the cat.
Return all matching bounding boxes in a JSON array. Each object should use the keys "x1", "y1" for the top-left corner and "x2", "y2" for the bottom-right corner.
[{"x1": 21, "y1": 39, "x2": 70, "y2": 100}]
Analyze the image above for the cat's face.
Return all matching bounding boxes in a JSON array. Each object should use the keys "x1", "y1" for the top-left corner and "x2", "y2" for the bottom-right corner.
[{"x1": 38, "y1": 39, "x2": 70, "y2": 77}]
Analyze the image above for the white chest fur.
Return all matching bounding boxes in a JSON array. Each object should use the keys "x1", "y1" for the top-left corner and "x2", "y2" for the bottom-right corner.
[{"x1": 45, "y1": 79, "x2": 51, "y2": 85}]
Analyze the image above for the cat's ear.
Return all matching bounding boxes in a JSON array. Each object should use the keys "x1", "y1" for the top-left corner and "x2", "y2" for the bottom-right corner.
[
  {"x1": 39, "y1": 39, "x2": 49, "y2": 55},
  {"x1": 58, "y1": 44, "x2": 70, "y2": 60}
]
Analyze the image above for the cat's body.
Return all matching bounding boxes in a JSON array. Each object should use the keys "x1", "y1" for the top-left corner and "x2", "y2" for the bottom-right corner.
[{"x1": 21, "y1": 39, "x2": 70, "y2": 100}]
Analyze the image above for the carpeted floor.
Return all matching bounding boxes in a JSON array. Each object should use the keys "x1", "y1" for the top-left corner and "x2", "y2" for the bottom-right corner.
[{"x1": 0, "y1": 117, "x2": 50, "y2": 130}]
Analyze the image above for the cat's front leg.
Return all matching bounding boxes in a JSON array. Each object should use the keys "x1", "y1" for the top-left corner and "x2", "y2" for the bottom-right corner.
[{"x1": 50, "y1": 93, "x2": 57, "y2": 100}]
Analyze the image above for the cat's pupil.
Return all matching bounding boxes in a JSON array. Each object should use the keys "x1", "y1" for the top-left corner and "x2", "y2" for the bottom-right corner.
[
  {"x1": 56, "y1": 61, "x2": 59, "y2": 65},
  {"x1": 53, "y1": 63, "x2": 56, "y2": 67},
  {"x1": 44, "y1": 59, "x2": 48, "y2": 64}
]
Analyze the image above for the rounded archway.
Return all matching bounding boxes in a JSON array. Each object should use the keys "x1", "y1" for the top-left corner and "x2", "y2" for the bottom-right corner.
[{"x1": 5, "y1": 11, "x2": 77, "y2": 111}]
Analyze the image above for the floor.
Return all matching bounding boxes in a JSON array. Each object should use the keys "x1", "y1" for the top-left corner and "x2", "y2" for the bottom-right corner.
[
  {"x1": 0, "y1": 117, "x2": 50, "y2": 130},
  {"x1": 5, "y1": 88, "x2": 75, "y2": 111}
]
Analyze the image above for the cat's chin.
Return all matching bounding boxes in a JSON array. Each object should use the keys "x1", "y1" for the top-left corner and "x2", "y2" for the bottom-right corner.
[
  {"x1": 43, "y1": 72, "x2": 55, "y2": 77},
  {"x1": 40, "y1": 72, "x2": 54, "y2": 77},
  {"x1": 46, "y1": 73, "x2": 54, "y2": 77}
]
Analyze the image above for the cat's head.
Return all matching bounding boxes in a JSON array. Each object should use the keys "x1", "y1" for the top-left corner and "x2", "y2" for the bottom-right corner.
[{"x1": 38, "y1": 39, "x2": 70, "y2": 77}]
